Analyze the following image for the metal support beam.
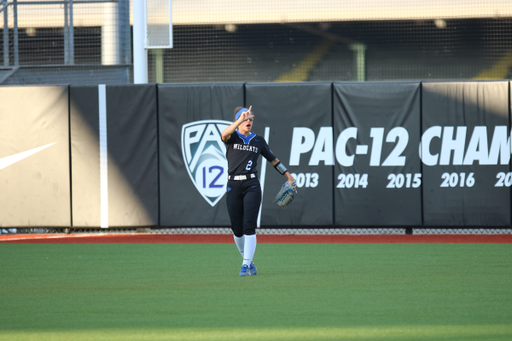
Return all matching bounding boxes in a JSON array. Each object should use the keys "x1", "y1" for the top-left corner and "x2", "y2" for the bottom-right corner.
[
  {"x1": 12, "y1": 0, "x2": 17, "y2": 66},
  {"x1": 64, "y1": 0, "x2": 74, "y2": 64},
  {"x1": 133, "y1": 0, "x2": 147, "y2": 83},
  {"x1": 2, "y1": 1, "x2": 8, "y2": 66},
  {"x1": 118, "y1": 0, "x2": 130, "y2": 64},
  {"x1": 349, "y1": 43, "x2": 367, "y2": 82},
  {"x1": 152, "y1": 49, "x2": 163, "y2": 83},
  {"x1": 2, "y1": 0, "x2": 118, "y2": 5},
  {"x1": 68, "y1": 0, "x2": 74, "y2": 64},
  {"x1": 69, "y1": 0, "x2": 73, "y2": 62},
  {"x1": 101, "y1": 0, "x2": 119, "y2": 65},
  {"x1": 0, "y1": 65, "x2": 18, "y2": 83},
  {"x1": 64, "y1": 0, "x2": 68, "y2": 62}
]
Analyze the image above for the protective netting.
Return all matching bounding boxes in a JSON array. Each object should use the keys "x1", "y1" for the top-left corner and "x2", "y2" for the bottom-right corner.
[
  {"x1": 2, "y1": 227, "x2": 512, "y2": 235},
  {"x1": 151, "y1": 19, "x2": 512, "y2": 83},
  {"x1": 0, "y1": 0, "x2": 130, "y2": 84},
  {"x1": 1, "y1": 0, "x2": 512, "y2": 84}
]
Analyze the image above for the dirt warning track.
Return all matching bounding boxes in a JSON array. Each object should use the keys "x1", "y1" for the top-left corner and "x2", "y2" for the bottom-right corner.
[{"x1": 1, "y1": 233, "x2": 511, "y2": 243}]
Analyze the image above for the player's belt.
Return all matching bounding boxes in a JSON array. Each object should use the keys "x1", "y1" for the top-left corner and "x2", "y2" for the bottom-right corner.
[{"x1": 228, "y1": 173, "x2": 256, "y2": 181}]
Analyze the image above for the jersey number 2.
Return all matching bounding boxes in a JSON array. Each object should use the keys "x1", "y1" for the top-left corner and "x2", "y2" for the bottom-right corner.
[{"x1": 245, "y1": 160, "x2": 253, "y2": 171}]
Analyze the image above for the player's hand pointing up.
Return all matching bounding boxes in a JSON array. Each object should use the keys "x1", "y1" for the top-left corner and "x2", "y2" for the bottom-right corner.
[{"x1": 238, "y1": 105, "x2": 254, "y2": 122}]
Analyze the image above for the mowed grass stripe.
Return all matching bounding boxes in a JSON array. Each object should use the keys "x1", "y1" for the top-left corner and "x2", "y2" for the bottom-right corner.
[
  {"x1": 1, "y1": 325, "x2": 512, "y2": 341},
  {"x1": 0, "y1": 243, "x2": 511, "y2": 341}
]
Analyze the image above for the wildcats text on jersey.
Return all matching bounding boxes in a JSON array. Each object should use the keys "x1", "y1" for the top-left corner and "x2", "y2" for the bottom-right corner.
[{"x1": 233, "y1": 144, "x2": 259, "y2": 153}]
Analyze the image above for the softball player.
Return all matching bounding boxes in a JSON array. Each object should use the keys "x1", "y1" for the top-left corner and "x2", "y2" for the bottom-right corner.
[{"x1": 221, "y1": 106, "x2": 296, "y2": 277}]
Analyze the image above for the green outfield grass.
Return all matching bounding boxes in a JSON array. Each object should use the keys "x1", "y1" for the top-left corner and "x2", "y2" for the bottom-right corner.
[{"x1": 0, "y1": 243, "x2": 511, "y2": 341}]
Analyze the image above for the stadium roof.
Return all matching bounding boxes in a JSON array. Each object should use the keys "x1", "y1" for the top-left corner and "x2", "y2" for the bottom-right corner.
[
  {"x1": 174, "y1": 0, "x2": 512, "y2": 24},
  {"x1": 10, "y1": 0, "x2": 512, "y2": 28}
]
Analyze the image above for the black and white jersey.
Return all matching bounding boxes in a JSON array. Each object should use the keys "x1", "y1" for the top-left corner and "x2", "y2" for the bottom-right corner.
[{"x1": 225, "y1": 130, "x2": 276, "y2": 176}]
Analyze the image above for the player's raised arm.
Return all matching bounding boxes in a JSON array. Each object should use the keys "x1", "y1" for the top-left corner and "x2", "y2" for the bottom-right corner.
[{"x1": 221, "y1": 106, "x2": 254, "y2": 142}]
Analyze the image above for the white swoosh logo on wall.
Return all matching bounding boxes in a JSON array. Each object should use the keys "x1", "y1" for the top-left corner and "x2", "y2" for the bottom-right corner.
[{"x1": 0, "y1": 143, "x2": 56, "y2": 170}]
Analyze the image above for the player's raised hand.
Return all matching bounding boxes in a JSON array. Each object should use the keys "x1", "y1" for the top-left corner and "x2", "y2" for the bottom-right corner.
[{"x1": 239, "y1": 106, "x2": 254, "y2": 121}]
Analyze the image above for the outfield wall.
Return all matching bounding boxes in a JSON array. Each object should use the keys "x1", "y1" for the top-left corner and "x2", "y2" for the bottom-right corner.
[{"x1": 0, "y1": 81, "x2": 511, "y2": 228}]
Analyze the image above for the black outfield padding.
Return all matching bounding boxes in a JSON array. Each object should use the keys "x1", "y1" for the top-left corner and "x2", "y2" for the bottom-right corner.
[
  {"x1": 2, "y1": 81, "x2": 512, "y2": 229},
  {"x1": 70, "y1": 84, "x2": 158, "y2": 227},
  {"x1": 333, "y1": 82, "x2": 422, "y2": 226},
  {"x1": 70, "y1": 86, "x2": 101, "y2": 226},
  {"x1": 158, "y1": 83, "x2": 244, "y2": 226},
  {"x1": 245, "y1": 82, "x2": 333, "y2": 226},
  {"x1": 422, "y1": 81, "x2": 511, "y2": 226}
]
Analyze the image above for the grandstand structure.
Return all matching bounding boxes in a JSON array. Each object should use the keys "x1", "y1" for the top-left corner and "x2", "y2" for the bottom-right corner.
[{"x1": 0, "y1": 0, "x2": 511, "y2": 84}]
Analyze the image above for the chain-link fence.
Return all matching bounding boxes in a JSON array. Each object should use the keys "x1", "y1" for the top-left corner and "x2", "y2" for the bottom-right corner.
[
  {"x1": 149, "y1": 18, "x2": 512, "y2": 84},
  {"x1": 1, "y1": 0, "x2": 512, "y2": 84},
  {"x1": 148, "y1": 0, "x2": 512, "y2": 83},
  {"x1": 2, "y1": 227, "x2": 512, "y2": 235},
  {"x1": 0, "y1": 0, "x2": 131, "y2": 84}
]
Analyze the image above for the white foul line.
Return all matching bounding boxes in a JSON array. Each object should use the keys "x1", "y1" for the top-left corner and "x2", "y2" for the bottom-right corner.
[
  {"x1": 98, "y1": 84, "x2": 109, "y2": 228},
  {"x1": 257, "y1": 127, "x2": 270, "y2": 228}
]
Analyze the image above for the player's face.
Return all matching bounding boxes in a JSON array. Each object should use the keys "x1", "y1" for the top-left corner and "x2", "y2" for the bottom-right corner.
[{"x1": 239, "y1": 116, "x2": 253, "y2": 135}]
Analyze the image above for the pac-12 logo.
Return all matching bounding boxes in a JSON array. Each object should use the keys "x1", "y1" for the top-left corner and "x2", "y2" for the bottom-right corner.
[{"x1": 181, "y1": 120, "x2": 231, "y2": 207}]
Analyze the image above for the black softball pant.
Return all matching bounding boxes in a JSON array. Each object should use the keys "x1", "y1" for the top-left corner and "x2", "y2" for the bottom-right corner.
[{"x1": 226, "y1": 178, "x2": 261, "y2": 237}]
